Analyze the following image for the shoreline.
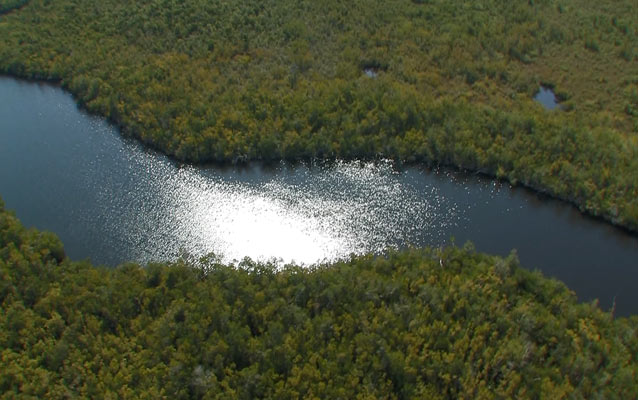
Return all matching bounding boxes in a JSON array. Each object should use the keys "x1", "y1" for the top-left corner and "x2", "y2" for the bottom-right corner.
[{"x1": 2, "y1": 72, "x2": 637, "y2": 237}]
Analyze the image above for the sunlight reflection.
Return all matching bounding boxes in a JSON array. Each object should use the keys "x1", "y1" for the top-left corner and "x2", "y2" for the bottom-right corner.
[{"x1": 125, "y1": 160, "x2": 459, "y2": 266}]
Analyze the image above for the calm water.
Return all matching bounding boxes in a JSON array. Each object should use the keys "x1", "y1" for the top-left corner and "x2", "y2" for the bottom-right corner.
[
  {"x1": 1, "y1": 77, "x2": 637, "y2": 315},
  {"x1": 535, "y1": 86, "x2": 561, "y2": 110}
]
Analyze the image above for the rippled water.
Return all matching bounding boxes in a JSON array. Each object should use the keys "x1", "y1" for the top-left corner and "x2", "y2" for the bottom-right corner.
[
  {"x1": 2, "y1": 77, "x2": 638, "y2": 315},
  {"x1": 0, "y1": 77, "x2": 460, "y2": 265},
  {"x1": 107, "y1": 159, "x2": 461, "y2": 265}
]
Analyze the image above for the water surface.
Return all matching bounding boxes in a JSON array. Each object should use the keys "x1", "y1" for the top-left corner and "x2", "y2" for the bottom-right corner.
[
  {"x1": 535, "y1": 86, "x2": 562, "y2": 110},
  {"x1": 1, "y1": 77, "x2": 637, "y2": 315}
]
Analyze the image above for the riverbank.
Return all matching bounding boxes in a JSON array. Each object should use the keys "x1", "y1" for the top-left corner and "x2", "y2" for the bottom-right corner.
[
  {"x1": 1, "y1": 199, "x2": 637, "y2": 398},
  {"x1": 4, "y1": 75, "x2": 638, "y2": 315},
  {"x1": 1, "y1": 0, "x2": 636, "y2": 233},
  {"x1": 3, "y1": 71, "x2": 638, "y2": 239}
]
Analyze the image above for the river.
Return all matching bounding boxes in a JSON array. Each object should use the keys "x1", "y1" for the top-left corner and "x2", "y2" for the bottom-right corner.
[{"x1": 1, "y1": 76, "x2": 637, "y2": 315}]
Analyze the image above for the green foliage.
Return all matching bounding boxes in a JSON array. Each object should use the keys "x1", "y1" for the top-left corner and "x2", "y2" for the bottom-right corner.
[
  {"x1": 0, "y1": 0, "x2": 27, "y2": 14},
  {"x1": 1, "y1": 3, "x2": 637, "y2": 396},
  {"x1": 0, "y1": 0, "x2": 637, "y2": 231},
  {"x1": 1, "y1": 200, "x2": 638, "y2": 398}
]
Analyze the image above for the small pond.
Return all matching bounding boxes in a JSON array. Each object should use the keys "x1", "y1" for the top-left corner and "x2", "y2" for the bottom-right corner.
[
  {"x1": 364, "y1": 68, "x2": 378, "y2": 78},
  {"x1": 535, "y1": 86, "x2": 562, "y2": 110}
]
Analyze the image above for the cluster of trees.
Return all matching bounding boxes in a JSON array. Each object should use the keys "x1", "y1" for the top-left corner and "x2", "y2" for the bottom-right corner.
[
  {"x1": 2, "y1": 2, "x2": 637, "y2": 396},
  {"x1": 0, "y1": 0, "x2": 637, "y2": 230},
  {"x1": 1, "y1": 199, "x2": 637, "y2": 398},
  {"x1": 0, "y1": 0, "x2": 27, "y2": 14}
]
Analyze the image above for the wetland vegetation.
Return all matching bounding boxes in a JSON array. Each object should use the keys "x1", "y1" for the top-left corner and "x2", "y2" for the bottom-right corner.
[
  {"x1": 1, "y1": 0, "x2": 638, "y2": 397},
  {"x1": 1, "y1": 201, "x2": 638, "y2": 398}
]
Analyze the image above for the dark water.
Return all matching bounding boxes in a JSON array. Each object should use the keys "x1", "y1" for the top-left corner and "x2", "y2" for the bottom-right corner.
[
  {"x1": 1, "y1": 77, "x2": 637, "y2": 315},
  {"x1": 535, "y1": 86, "x2": 561, "y2": 110}
]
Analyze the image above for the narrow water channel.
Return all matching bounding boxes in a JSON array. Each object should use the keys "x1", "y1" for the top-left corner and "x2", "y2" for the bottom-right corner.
[{"x1": 1, "y1": 77, "x2": 637, "y2": 315}]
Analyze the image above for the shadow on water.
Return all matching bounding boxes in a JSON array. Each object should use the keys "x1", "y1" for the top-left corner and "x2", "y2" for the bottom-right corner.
[{"x1": 1, "y1": 76, "x2": 638, "y2": 316}]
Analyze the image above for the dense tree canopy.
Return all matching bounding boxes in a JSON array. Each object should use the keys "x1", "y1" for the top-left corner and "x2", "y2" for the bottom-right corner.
[
  {"x1": 0, "y1": 0, "x2": 637, "y2": 230},
  {"x1": 0, "y1": 0, "x2": 27, "y2": 14},
  {"x1": 1, "y1": 199, "x2": 638, "y2": 398},
  {"x1": 2, "y1": 2, "x2": 638, "y2": 397}
]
